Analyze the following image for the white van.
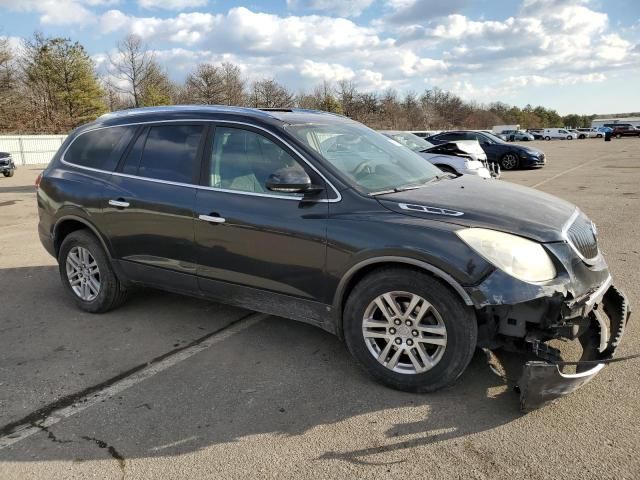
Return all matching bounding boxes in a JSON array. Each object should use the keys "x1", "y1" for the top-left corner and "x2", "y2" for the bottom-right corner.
[{"x1": 543, "y1": 128, "x2": 575, "y2": 140}]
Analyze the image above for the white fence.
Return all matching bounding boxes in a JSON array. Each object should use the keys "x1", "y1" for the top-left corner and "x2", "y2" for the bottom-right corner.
[{"x1": 0, "y1": 135, "x2": 67, "y2": 166}]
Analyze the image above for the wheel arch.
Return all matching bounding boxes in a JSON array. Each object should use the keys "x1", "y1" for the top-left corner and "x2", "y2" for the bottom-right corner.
[
  {"x1": 332, "y1": 256, "x2": 474, "y2": 339},
  {"x1": 53, "y1": 215, "x2": 112, "y2": 259}
]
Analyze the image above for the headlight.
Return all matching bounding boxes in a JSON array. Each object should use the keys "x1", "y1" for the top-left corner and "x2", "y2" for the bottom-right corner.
[{"x1": 456, "y1": 228, "x2": 556, "y2": 282}]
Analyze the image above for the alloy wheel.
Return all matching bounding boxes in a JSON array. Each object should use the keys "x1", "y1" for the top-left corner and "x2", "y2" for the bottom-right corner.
[
  {"x1": 501, "y1": 154, "x2": 517, "y2": 170},
  {"x1": 362, "y1": 291, "x2": 447, "y2": 374},
  {"x1": 66, "y1": 246, "x2": 101, "y2": 301}
]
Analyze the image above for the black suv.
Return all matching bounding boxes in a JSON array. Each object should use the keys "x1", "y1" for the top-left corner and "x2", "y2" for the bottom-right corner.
[
  {"x1": 37, "y1": 106, "x2": 630, "y2": 410},
  {"x1": 0, "y1": 152, "x2": 16, "y2": 177},
  {"x1": 428, "y1": 130, "x2": 545, "y2": 170}
]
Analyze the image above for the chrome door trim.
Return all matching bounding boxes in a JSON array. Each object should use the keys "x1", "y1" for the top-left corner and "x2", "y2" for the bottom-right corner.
[{"x1": 60, "y1": 118, "x2": 342, "y2": 203}]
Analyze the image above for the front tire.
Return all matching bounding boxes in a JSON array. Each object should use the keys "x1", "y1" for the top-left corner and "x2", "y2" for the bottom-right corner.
[
  {"x1": 2, "y1": 170, "x2": 13, "y2": 177},
  {"x1": 58, "y1": 230, "x2": 128, "y2": 313},
  {"x1": 500, "y1": 153, "x2": 519, "y2": 170},
  {"x1": 343, "y1": 268, "x2": 477, "y2": 393}
]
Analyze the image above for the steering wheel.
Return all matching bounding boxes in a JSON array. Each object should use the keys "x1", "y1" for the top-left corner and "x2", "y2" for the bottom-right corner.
[{"x1": 351, "y1": 160, "x2": 375, "y2": 179}]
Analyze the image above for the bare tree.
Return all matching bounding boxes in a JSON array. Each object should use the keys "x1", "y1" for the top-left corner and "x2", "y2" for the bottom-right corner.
[
  {"x1": 248, "y1": 78, "x2": 294, "y2": 108},
  {"x1": 220, "y1": 62, "x2": 245, "y2": 106},
  {"x1": 109, "y1": 35, "x2": 158, "y2": 108},
  {"x1": 182, "y1": 63, "x2": 225, "y2": 104},
  {"x1": 0, "y1": 37, "x2": 27, "y2": 132},
  {"x1": 336, "y1": 80, "x2": 357, "y2": 117}
]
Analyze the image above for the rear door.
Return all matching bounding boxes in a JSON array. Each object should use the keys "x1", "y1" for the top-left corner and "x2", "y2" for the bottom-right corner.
[
  {"x1": 194, "y1": 124, "x2": 330, "y2": 304},
  {"x1": 102, "y1": 123, "x2": 206, "y2": 291}
]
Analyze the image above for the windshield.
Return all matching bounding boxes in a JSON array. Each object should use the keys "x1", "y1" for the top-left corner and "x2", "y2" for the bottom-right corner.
[
  {"x1": 384, "y1": 132, "x2": 434, "y2": 152},
  {"x1": 481, "y1": 132, "x2": 506, "y2": 144},
  {"x1": 285, "y1": 122, "x2": 442, "y2": 193}
]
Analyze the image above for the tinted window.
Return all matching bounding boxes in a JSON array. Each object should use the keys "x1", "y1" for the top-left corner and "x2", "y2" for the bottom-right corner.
[
  {"x1": 210, "y1": 127, "x2": 305, "y2": 195},
  {"x1": 65, "y1": 126, "x2": 134, "y2": 171},
  {"x1": 437, "y1": 133, "x2": 465, "y2": 141},
  {"x1": 137, "y1": 125, "x2": 203, "y2": 183}
]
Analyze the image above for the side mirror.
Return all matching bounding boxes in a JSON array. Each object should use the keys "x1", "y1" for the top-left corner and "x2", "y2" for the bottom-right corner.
[{"x1": 266, "y1": 168, "x2": 323, "y2": 195}]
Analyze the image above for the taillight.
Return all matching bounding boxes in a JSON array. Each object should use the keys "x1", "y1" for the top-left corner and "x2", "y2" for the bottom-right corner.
[{"x1": 35, "y1": 173, "x2": 43, "y2": 190}]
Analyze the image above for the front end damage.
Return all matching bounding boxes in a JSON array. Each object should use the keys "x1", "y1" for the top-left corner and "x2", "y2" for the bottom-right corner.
[
  {"x1": 517, "y1": 284, "x2": 630, "y2": 411},
  {"x1": 468, "y1": 241, "x2": 632, "y2": 411}
]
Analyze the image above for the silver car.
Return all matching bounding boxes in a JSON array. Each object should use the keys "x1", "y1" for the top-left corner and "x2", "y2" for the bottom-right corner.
[{"x1": 380, "y1": 131, "x2": 493, "y2": 178}]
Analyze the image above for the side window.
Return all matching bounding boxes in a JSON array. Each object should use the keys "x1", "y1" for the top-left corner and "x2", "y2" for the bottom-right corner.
[
  {"x1": 462, "y1": 132, "x2": 479, "y2": 141},
  {"x1": 136, "y1": 125, "x2": 204, "y2": 183},
  {"x1": 209, "y1": 127, "x2": 305, "y2": 195},
  {"x1": 65, "y1": 126, "x2": 135, "y2": 171}
]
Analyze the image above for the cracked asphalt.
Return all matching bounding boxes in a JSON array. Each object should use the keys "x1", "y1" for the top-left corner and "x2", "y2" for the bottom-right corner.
[{"x1": 1, "y1": 138, "x2": 639, "y2": 479}]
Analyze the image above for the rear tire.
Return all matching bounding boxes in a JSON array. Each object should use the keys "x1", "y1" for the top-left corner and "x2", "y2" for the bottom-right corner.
[
  {"x1": 544, "y1": 136, "x2": 551, "y2": 141},
  {"x1": 58, "y1": 230, "x2": 128, "y2": 313},
  {"x1": 343, "y1": 268, "x2": 477, "y2": 393}
]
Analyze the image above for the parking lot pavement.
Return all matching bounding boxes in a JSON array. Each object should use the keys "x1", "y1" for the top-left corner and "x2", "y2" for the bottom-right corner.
[{"x1": 1, "y1": 139, "x2": 639, "y2": 479}]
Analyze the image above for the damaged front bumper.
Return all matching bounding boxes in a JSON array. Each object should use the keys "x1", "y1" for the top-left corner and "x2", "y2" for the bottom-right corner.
[{"x1": 518, "y1": 284, "x2": 631, "y2": 411}]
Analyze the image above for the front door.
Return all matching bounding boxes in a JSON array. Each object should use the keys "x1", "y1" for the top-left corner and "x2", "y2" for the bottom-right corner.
[
  {"x1": 194, "y1": 124, "x2": 329, "y2": 307},
  {"x1": 102, "y1": 123, "x2": 206, "y2": 291}
]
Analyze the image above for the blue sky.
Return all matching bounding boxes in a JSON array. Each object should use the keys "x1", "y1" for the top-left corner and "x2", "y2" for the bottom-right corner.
[{"x1": 1, "y1": 0, "x2": 639, "y2": 114}]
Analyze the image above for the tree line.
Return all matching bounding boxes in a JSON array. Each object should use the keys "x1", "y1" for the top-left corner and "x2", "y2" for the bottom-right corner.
[{"x1": 0, "y1": 33, "x2": 597, "y2": 134}]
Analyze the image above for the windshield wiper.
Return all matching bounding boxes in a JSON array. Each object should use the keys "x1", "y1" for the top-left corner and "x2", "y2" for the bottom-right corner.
[{"x1": 370, "y1": 178, "x2": 447, "y2": 196}]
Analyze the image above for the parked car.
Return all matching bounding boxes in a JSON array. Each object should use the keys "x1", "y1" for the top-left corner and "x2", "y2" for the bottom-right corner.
[
  {"x1": 427, "y1": 130, "x2": 545, "y2": 170},
  {"x1": 379, "y1": 131, "x2": 493, "y2": 178},
  {"x1": 577, "y1": 128, "x2": 601, "y2": 138},
  {"x1": 492, "y1": 124, "x2": 519, "y2": 135},
  {"x1": 602, "y1": 123, "x2": 634, "y2": 129},
  {"x1": 567, "y1": 129, "x2": 585, "y2": 139},
  {"x1": 37, "y1": 106, "x2": 630, "y2": 410},
  {"x1": 0, "y1": 152, "x2": 16, "y2": 177},
  {"x1": 543, "y1": 128, "x2": 575, "y2": 140},
  {"x1": 504, "y1": 130, "x2": 534, "y2": 142},
  {"x1": 612, "y1": 125, "x2": 640, "y2": 138},
  {"x1": 526, "y1": 129, "x2": 544, "y2": 140}
]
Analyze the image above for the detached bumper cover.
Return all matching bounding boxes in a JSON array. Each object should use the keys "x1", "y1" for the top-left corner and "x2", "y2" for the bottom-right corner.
[{"x1": 518, "y1": 285, "x2": 631, "y2": 411}]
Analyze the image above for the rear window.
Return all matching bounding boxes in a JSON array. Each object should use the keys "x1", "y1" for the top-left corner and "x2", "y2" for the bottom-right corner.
[
  {"x1": 122, "y1": 124, "x2": 204, "y2": 184},
  {"x1": 65, "y1": 126, "x2": 135, "y2": 171}
]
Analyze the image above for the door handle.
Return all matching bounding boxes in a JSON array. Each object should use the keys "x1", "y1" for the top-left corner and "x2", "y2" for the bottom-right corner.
[
  {"x1": 198, "y1": 214, "x2": 226, "y2": 224},
  {"x1": 109, "y1": 199, "x2": 130, "y2": 208}
]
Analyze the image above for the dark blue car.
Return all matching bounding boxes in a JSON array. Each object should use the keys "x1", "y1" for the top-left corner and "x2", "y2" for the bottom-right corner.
[{"x1": 427, "y1": 130, "x2": 546, "y2": 170}]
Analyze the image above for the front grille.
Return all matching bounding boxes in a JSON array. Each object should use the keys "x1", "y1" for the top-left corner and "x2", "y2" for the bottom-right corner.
[
  {"x1": 567, "y1": 213, "x2": 599, "y2": 261},
  {"x1": 0, "y1": 158, "x2": 8, "y2": 166}
]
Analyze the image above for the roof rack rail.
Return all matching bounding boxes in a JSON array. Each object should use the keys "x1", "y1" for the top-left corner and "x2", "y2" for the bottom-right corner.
[{"x1": 97, "y1": 104, "x2": 277, "y2": 121}]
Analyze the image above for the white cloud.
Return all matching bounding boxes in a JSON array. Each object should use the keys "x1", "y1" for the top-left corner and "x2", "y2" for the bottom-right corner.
[
  {"x1": 286, "y1": 0, "x2": 374, "y2": 17},
  {"x1": 0, "y1": 0, "x2": 121, "y2": 25},
  {"x1": 299, "y1": 60, "x2": 355, "y2": 81},
  {"x1": 387, "y1": 0, "x2": 471, "y2": 24},
  {"x1": 81, "y1": 3, "x2": 640, "y2": 103},
  {"x1": 99, "y1": 7, "x2": 389, "y2": 53},
  {"x1": 138, "y1": 0, "x2": 208, "y2": 10}
]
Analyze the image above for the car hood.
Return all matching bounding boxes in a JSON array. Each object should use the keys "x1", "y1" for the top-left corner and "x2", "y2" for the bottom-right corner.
[
  {"x1": 376, "y1": 175, "x2": 576, "y2": 242},
  {"x1": 517, "y1": 145, "x2": 543, "y2": 155}
]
